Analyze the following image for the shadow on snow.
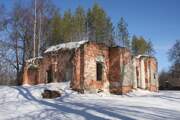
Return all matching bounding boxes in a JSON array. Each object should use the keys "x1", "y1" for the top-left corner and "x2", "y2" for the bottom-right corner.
[{"x1": 9, "y1": 86, "x2": 180, "y2": 120}]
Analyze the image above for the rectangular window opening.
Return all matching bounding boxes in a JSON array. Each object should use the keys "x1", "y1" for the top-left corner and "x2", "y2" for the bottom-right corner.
[{"x1": 96, "y1": 62, "x2": 103, "y2": 81}]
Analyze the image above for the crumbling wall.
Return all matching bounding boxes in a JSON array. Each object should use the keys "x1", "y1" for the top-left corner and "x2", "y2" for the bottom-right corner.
[
  {"x1": 70, "y1": 47, "x2": 83, "y2": 91},
  {"x1": 109, "y1": 47, "x2": 133, "y2": 94},
  {"x1": 109, "y1": 47, "x2": 121, "y2": 94},
  {"x1": 83, "y1": 42, "x2": 109, "y2": 93},
  {"x1": 149, "y1": 57, "x2": 158, "y2": 91},
  {"x1": 23, "y1": 57, "x2": 43, "y2": 85},
  {"x1": 23, "y1": 41, "x2": 158, "y2": 94},
  {"x1": 120, "y1": 49, "x2": 133, "y2": 87},
  {"x1": 23, "y1": 50, "x2": 75, "y2": 85},
  {"x1": 41, "y1": 50, "x2": 74, "y2": 83},
  {"x1": 71, "y1": 43, "x2": 110, "y2": 93},
  {"x1": 134, "y1": 56, "x2": 158, "y2": 91},
  {"x1": 132, "y1": 57, "x2": 137, "y2": 89}
]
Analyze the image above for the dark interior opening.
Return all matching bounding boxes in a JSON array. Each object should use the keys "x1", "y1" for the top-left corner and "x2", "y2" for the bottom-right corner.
[
  {"x1": 96, "y1": 62, "x2": 103, "y2": 81},
  {"x1": 136, "y1": 66, "x2": 140, "y2": 88},
  {"x1": 154, "y1": 73, "x2": 156, "y2": 79},
  {"x1": 165, "y1": 81, "x2": 169, "y2": 89},
  {"x1": 47, "y1": 65, "x2": 53, "y2": 83},
  {"x1": 65, "y1": 62, "x2": 73, "y2": 81}
]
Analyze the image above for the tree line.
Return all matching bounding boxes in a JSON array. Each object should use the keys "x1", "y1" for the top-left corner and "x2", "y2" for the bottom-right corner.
[
  {"x1": 0, "y1": 0, "x2": 155, "y2": 85},
  {"x1": 159, "y1": 40, "x2": 180, "y2": 89}
]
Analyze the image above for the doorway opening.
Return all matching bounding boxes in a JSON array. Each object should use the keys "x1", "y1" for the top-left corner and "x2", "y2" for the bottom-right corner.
[
  {"x1": 65, "y1": 62, "x2": 73, "y2": 81},
  {"x1": 46, "y1": 65, "x2": 53, "y2": 83}
]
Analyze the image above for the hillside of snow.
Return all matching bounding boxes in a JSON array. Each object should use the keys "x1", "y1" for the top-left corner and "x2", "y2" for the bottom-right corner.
[{"x1": 0, "y1": 82, "x2": 180, "y2": 120}]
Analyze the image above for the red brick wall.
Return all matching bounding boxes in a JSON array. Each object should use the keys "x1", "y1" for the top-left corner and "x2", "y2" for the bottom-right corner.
[
  {"x1": 109, "y1": 47, "x2": 132, "y2": 94},
  {"x1": 149, "y1": 57, "x2": 158, "y2": 89},
  {"x1": 23, "y1": 50, "x2": 75, "y2": 85},
  {"x1": 135, "y1": 56, "x2": 158, "y2": 91},
  {"x1": 83, "y1": 42, "x2": 110, "y2": 92},
  {"x1": 71, "y1": 42, "x2": 110, "y2": 92},
  {"x1": 122, "y1": 86, "x2": 132, "y2": 94},
  {"x1": 23, "y1": 42, "x2": 158, "y2": 94},
  {"x1": 109, "y1": 47, "x2": 121, "y2": 94},
  {"x1": 41, "y1": 51, "x2": 75, "y2": 83},
  {"x1": 149, "y1": 85, "x2": 158, "y2": 92},
  {"x1": 71, "y1": 47, "x2": 83, "y2": 90},
  {"x1": 109, "y1": 48, "x2": 120, "y2": 82}
]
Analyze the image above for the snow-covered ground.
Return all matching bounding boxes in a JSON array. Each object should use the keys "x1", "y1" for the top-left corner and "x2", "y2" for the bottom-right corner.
[{"x1": 0, "y1": 82, "x2": 180, "y2": 120}]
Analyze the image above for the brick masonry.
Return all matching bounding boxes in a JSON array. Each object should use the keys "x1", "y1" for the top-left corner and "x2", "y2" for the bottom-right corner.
[{"x1": 23, "y1": 41, "x2": 158, "y2": 94}]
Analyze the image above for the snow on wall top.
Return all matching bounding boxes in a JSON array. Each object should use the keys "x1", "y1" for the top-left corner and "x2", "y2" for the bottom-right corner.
[
  {"x1": 135, "y1": 55, "x2": 150, "y2": 59},
  {"x1": 26, "y1": 56, "x2": 43, "y2": 63},
  {"x1": 44, "y1": 40, "x2": 88, "y2": 53}
]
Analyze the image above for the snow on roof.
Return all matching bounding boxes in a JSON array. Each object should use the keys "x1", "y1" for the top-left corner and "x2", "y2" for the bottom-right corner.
[
  {"x1": 26, "y1": 56, "x2": 43, "y2": 63},
  {"x1": 135, "y1": 55, "x2": 150, "y2": 59},
  {"x1": 44, "y1": 40, "x2": 88, "y2": 53}
]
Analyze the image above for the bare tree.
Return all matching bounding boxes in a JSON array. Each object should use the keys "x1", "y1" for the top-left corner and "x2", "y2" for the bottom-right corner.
[{"x1": 0, "y1": 0, "x2": 60, "y2": 85}]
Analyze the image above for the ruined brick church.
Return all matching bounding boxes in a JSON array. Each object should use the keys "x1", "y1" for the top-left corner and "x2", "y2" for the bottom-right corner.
[{"x1": 23, "y1": 40, "x2": 158, "y2": 94}]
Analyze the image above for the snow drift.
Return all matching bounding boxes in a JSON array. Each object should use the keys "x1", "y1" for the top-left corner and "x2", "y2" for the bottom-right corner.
[{"x1": 0, "y1": 82, "x2": 180, "y2": 120}]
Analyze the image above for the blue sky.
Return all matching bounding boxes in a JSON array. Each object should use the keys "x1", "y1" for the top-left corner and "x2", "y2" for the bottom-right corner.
[{"x1": 1, "y1": 0, "x2": 180, "y2": 71}]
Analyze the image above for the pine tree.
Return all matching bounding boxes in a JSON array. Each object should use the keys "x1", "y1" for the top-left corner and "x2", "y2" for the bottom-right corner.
[
  {"x1": 62, "y1": 9, "x2": 73, "y2": 42},
  {"x1": 74, "y1": 6, "x2": 86, "y2": 41},
  {"x1": 49, "y1": 10, "x2": 63, "y2": 46},
  {"x1": 117, "y1": 17, "x2": 130, "y2": 48},
  {"x1": 131, "y1": 35, "x2": 155, "y2": 56},
  {"x1": 131, "y1": 36, "x2": 147, "y2": 55},
  {"x1": 87, "y1": 3, "x2": 109, "y2": 43},
  {"x1": 105, "y1": 17, "x2": 114, "y2": 46},
  {"x1": 146, "y1": 40, "x2": 155, "y2": 56}
]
